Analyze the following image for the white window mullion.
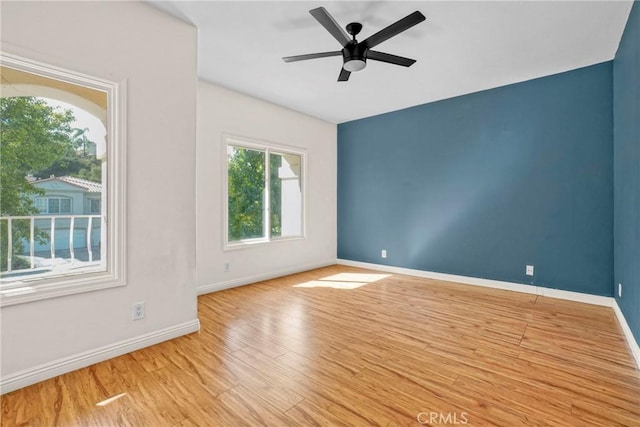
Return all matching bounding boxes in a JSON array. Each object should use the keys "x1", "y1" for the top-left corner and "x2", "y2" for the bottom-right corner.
[{"x1": 264, "y1": 148, "x2": 271, "y2": 241}]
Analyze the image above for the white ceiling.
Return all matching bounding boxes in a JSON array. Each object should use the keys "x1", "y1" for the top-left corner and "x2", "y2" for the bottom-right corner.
[{"x1": 150, "y1": 1, "x2": 633, "y2": 124}]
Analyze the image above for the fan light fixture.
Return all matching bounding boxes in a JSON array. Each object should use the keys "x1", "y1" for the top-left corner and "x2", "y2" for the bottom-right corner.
[{"x1": 344, "y1": 59, "x2": 366, "y2": 72}]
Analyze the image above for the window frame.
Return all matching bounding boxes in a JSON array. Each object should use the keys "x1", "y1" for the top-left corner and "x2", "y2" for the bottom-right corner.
[
  {"x1": 222, "y1": 134, "x2": 306, "y2": 251},
  {"x1": 0, "y1": 52, "x2": 127, "y2": 307}
]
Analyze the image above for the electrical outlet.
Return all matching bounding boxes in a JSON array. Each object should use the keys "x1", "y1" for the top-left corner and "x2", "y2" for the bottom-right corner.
[
  {"x1": 381, "y1": 249, "x2": 387, "y2": 259},
  {"x1": 526, "y1": 265, "x2": 534, "y2": 276},
  {"x1": 618, "y1": 283, "x2": 622, "y2": 298},
  {"x1": 224, "y1": 262, "x2": 231, "y2": 272},
  {"x1": 132, "y1": 302, "x2": 145, "y2": 321}
]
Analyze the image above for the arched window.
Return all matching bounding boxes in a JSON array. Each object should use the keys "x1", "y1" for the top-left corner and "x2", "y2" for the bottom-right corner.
[{"x1": 0, "y1": 52, "x2": 126, "y2": 306}]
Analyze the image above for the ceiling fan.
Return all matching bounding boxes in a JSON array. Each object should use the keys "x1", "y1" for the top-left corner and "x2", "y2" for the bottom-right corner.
[{"x1": 283, "y1": 7, "x2": 426, "y2": 81}]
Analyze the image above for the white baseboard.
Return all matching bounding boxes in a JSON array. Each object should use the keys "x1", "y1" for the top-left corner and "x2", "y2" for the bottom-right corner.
[
  {"x1": 338, "y1": 259, "x2": 613, "y2": 307},
  {"x1": 198, "y1": 259, "x2": 336, "y2": 295},
  {"x1": 0, "y1": 319, "x2": 200, "y2": 394},
  {"x1": 613, "y1": 300, "x2": 640, "y2": 371}
]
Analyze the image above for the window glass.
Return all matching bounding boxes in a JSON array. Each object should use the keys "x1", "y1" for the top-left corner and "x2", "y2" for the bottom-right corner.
[
  {"x1": 227, "y1": 145, "x2": 265, "y2": 242},
  {"x1": 270, "y1": 152, "x2": 302, "y2": 238},
  {"x1": 48, "y1": 198, "x2": 60, "y2": 214},
  {"x1": 35, "y1": 198, "x2": 46, "y2": 213},
  {"x1": 60, "y1": 198, "x2": 71, "y2": 213},
  {"x1": 90, "y1": 199, "x2": 101, "y2": 214}
]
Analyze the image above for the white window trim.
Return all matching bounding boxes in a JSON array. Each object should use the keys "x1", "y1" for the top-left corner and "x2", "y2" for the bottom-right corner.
[
  {"x1": 0, "y1": 52, "x2": 127, "y2": 307},
  {"x1": 222, "y1": 134, "x2": 307, "y2": 251}
]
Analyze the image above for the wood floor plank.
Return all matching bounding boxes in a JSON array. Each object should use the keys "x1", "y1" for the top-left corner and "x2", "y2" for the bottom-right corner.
[
  {"x1": 284, "y1": 398, "x2": 355, "y2": 427},
  {"x1": 2, "y1": 265, "x2": 639, "y2": 426},
  {"x1": 220, "y1": 352, "x2": 304, "y2": 414},
  {"x1": 216, "y1": 385, "x2": 300, "y2": 426}
]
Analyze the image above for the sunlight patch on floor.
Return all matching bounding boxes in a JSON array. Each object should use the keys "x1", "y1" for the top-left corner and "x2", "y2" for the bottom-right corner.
[
  {"x1": 293, "y1": 273, "x2": 391, "y2": 289},
  {"x1": 96, "y1": 393, "x2": 127, "y2": 407}
]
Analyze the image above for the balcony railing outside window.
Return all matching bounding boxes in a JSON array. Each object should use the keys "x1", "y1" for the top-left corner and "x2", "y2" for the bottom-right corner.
[{"x1": 0, "y1": 214, "x2": 105, "y2": 282}]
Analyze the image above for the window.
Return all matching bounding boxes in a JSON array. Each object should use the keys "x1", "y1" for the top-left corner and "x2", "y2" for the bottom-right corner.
[
  {"x1": 0, "y1": 52, "x2": 126, "y2": 307},
  {"x1": 89, "y1": 199, "x2": 101, "y2": 214},
  {"x1": 224, "y1": 136, "x2": 304, "y2": 248},
  {"x1": 35, "y1": 197, "x2": 73, "y2": 214}
]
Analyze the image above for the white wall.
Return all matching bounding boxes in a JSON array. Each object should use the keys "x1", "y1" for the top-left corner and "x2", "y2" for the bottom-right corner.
[
  {"x1": 196, "y1": 82, "x2": 337, "y2": 293},
  {"x1": 1, "y1": 2, "x2": 198, "y2": 391}
]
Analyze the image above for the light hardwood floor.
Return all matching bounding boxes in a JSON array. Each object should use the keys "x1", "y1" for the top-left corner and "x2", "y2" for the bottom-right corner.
[{"x1": 2, "y1": 265, "x2": 639, "y2": 426}]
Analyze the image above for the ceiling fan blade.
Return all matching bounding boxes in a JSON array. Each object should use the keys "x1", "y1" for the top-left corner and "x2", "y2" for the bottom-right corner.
[
  {"x1": 367, "y1": 51, "x2": 416, "y2": 67},
  {"x1": 362, "y1": 11, "x2": 426, "y2": 49},
  {"x1": 310, "y1": 7, "x2": 351, "y2": 47},
  {"x1": 283, "y1": 51, "x2": 342, "y2": 63},
  {"x1": 338, "y1": 68, "x2": 351, "y2": 82}
]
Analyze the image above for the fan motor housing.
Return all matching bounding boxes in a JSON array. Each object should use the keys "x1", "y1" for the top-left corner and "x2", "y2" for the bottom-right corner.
[{"x1": 342, "y1": 41, "x2": 368, "y2": 71}]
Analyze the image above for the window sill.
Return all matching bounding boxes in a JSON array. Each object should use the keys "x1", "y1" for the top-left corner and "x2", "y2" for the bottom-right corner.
[
  {"x1": 223, "y1": 235, "x2": 305, "y2": 252},
  {"x1": 0, "y1": 267, "x2": 125, "y2": 306}
]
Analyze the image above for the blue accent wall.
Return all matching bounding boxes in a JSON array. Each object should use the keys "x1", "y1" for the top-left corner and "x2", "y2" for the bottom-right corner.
[
  {"x1": 614, "y1": 1, "x2": 640, "y2": 344},
  {"x1": 338, "y1": 62, "x2": 614, "y2": 296}
]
